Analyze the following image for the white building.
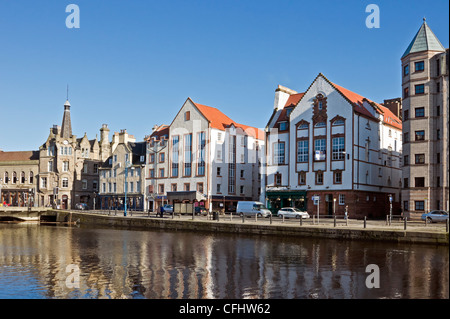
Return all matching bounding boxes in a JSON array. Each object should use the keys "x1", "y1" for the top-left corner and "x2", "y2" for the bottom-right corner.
[
  {"x1": 264, "y1": 73, "x2": 402, "y2": 218},
  {"x1": 145, "y1": 97, "x2": 264, "y2": 213}
]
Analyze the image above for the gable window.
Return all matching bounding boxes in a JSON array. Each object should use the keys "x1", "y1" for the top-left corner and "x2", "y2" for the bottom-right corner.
[
  {"x1": 184, "y1": 134, "x2": 192, "y2": 176},
  {"x1": 184, "y1": 111, "x2": 190, "y2": 121}
]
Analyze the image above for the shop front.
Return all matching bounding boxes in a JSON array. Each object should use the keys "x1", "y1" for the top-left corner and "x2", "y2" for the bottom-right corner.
[{"x1": 265, "y1": 190, "x2": 307, "y2": 215}]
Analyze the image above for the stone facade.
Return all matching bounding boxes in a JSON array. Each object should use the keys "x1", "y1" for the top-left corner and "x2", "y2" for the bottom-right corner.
[{"x1": 400, "y1": 20, "x2": 449, "y2": 218}]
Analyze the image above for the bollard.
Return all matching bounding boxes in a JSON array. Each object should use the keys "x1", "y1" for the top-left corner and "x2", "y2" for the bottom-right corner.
[
  {"x1": 346, "y1": 216, "x2": 348, "y2": 226},
  {"x1": 255, "y1": 213, "x2": 258, "y2": 222},
  {"x1": 270, "y1": 214, "x2": 272, "y2": 224},
  {"x1": 300, "y1": 216, "x2": 303, "y2": 226},
  {"x1": 386, "y1": 215, "x2": 388, "y2": 225},
  {"x1": 334, "y1": 216, "x2": 336, "y2": 227},
  {"x1": 282, "y1": 215, "x2": 285, "y2": 223},
  {"x1": 404, "y1": 217, "x2": 407, "y2": 230},
  {"x1": 217, "y1": 212, "x2": 220, "y2": 222},
  {"x1": 364, "y1": 216, "x2": 366, "y2": 229},
  {"x1": 313, "y1": 215, "x2": 315, "y2": 225},
  {"x1": 242, "y1": 214, "x2": 245, "y2": 223},
  {"x1": 230, "y1": 213, "x2": 232, "y2": 221},
  {"x1": 446, "y1": 219, "x2": 448, "y2": 233}
]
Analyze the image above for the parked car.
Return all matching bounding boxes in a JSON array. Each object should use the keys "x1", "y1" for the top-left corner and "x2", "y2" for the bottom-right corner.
[
  {"x1": 277, "y1": 207, "x2": 310, "y2": 219},
  {"x1": 237, "y1": 201, "x2": 272, "y2": 218},
  {"x1": 421, "y1": 210, "x2": 448, "y2": 223},
  {"x1": 75, "y1": 203, "x2": 88, "y2": 210},
  {"x1": 161, "y1": 204, "x2": 173, "y2": 214},
  {"x1": 194, "y1": 206, "x2": 208, "y2": 215}
]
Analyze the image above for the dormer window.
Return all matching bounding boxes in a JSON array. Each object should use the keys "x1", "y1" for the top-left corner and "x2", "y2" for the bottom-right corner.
[
  {"x1": 286, "y1": 108, "x2": 293, "y2": 117},
  {"x1": 279, "y1": 122, "x2": 288, "y2": 131}
]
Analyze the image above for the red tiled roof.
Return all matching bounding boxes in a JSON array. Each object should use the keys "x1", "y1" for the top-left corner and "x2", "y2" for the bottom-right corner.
[
  {"x1": 330, "y1": 82, "x2": 402, "y2": 129},
  {"x1": 0, "y1": 151, "x2": 39, "y2": 162},
  {"x1": 284, "y1": 93, "x2": 305, "y2": 107},
  {"x1": 193, "y1": 101, "x2": 265, "y2": 140}
]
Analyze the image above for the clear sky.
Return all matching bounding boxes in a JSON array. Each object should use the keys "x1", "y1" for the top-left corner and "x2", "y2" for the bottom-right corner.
[{"x1": 0, "y1": 0, "x2": 448, "y2": 151}]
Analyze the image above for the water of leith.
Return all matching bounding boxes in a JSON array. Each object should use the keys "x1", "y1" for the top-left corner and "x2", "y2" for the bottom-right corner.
[{"x1": 0, "y1": 223, "x2": 447, "y2": 299}]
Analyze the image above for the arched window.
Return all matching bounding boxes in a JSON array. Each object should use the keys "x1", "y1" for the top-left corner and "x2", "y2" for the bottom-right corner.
[
  {"x1": 29, "y1": 172, "x2": 34, "y2": 184},
  {"x1": 4, "y1": 172, "x2": 8, "y2": 184},
  {"x1": 13, "y1": 172, "x2": 17, "y2": 184},
  {"x1": 314, "y1": 122, "x2": 326, "y2": 127},
  {"x1": 21, "y1": 171, "x2": 25, "y2": 184}
]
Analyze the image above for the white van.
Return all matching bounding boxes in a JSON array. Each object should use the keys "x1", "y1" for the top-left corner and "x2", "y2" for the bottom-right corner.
[{"x1": 236, "y1": 201, "x2": 272, "y2": 218}]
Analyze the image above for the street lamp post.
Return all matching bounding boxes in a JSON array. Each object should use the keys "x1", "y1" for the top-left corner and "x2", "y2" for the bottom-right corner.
[{"x1": 124, "y1": 161, "x2": 133, "y2": 217}]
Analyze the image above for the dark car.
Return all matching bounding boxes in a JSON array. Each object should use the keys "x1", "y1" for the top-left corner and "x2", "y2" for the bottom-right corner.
[{"x1": 195, "y1": 206, "x2": 208, "y2": 215}]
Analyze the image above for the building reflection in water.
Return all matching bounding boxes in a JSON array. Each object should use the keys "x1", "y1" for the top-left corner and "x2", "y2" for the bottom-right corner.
[{"x1": 0, "y1": 223, "x2": 448, "y2": 299}]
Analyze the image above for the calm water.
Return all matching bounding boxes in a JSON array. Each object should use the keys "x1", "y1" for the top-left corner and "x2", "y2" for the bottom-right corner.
[{"x1": 0, "y1": 223, "x2": 448, "y2": 299}]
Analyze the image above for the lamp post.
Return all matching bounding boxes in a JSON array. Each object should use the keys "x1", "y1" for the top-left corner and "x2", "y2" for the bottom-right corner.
[
  {"x1": 124, "y1": 160, "x2": 133, "y2": 216},
  {"x1": 333, "y1": 197, "x2": 336, "y2": 216}
]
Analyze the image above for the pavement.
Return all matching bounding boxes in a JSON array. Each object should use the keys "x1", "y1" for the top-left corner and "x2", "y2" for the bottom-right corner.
[{"x1": 85, "y1": 210, "x2": 449, "y2": 234}]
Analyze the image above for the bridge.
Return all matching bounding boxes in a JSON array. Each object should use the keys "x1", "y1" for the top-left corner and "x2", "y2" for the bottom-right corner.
[{"x1": 0, "y1": 207, "x2": 76, "y2": 224}]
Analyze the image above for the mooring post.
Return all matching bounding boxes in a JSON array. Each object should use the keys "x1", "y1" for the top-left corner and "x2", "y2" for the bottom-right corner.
[
  {"x1": 364, "y1": 216, "x2": 367, "y2": 229},
  {"x1": 300, "y1": 216, "x2": 303, "y2": 226},
  {"x1": 334, "y1": 215, "x2": 336, "y2": 227},
  {"x1": 404, "y1": 217, "x2": 407, "y2": 230}
]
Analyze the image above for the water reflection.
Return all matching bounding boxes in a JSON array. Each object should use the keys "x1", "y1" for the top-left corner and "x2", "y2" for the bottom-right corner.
[{"x1": 0, "y1": 223, "x2": 448, "y2": 299}]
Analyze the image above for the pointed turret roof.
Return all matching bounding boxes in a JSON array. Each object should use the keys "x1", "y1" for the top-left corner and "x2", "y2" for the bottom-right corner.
[
  {"x1": 402, "y1": 19, "x2": 445, "y2": 58},
  {"x1": 61, "y1": 100, "x2": 72, "y2": 138}
]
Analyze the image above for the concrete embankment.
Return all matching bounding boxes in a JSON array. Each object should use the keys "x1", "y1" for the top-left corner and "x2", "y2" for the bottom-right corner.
[{"x1": 57, "y1": 211, "x2": 449, "y2": 245}]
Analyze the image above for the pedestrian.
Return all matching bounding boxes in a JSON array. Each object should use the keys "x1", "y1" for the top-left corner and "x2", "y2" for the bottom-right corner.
[
  {"x1": 159, "y1": 205, "x2": 164, "y2": 218},
  {"x1": 345, "y1": 205, "x2": 348, "y2": 220}
]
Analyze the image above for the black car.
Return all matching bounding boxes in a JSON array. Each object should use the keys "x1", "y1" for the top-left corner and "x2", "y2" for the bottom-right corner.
[{"x1": 195, "y1": 206, "x2": 208, "y2": 215}]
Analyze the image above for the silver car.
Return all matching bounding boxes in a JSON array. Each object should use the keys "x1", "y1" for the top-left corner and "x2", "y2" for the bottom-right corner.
[
  {"x1": 421, "y1": 210, "x2": 448, "y2": 223},
  {"x1": 277, "y1": 207, "x2": 310, "y2": 219}
]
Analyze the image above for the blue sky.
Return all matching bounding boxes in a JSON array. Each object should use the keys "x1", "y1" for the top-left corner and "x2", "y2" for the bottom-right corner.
[{"x1": 0, "y1": 0, "x2": 448, "y2": 151}]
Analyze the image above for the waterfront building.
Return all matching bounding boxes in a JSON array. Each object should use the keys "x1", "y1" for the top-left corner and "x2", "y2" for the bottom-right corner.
[
  {"x1": 38, "y1": 100, "x2": 109, "y2": 209},
  {"x1": 145, "y1": 97, "x2": 264, "y2": 213},
  {"x1": 0, "y1": 150, "x2": 39, "y2": 207},
  {"x1": 263, "y1": 74, "x2": 403, "y2": 218},
  {"x1": 400, "y1": 19, "x2": 449, "y2": 218},
  {"x1": 98, "y1": 129, "x2": 146, "y2": 211}
]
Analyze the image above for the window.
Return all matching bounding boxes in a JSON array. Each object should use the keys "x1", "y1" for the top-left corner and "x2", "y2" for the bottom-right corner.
[
  {"x1": 216, "y1": 167, "x2": 221, "y2": 176},
  {"x1": 274, "y1": 142, "x2": 285, "y2": 164},
  {"x1": 437, "y1": 82, "x2": 440, "y2": 93},
  {"x1": 278, "y1": 121, "x2": 288, "y2": 131},
  {"x1": 298, "y1": 171, "x2": 306, "y2": 185},
  {"x1": 297, "y1": 123, "x2": 308, "y2": 130},
  {"x1": 172, "y1": 136, "x2": 179, "y2": 177},
  {"x1": 158, "y1": 184, "x2": 164, "y2": 194},
  {"x1": 62, "y1": 178, "x2": 69, "y2": 188},
  {"x1": 403, "y1": 64, "x2": 409, "y2": 76},
  {"x1": 171, "y1": 184, "x2": 177, "y2": 192},
  {"x1": 130, "y1": 182, "x2": 134, "y2": 192},
  {"x1": 332, "y1": 119, "x2": 345, "y2": 126},
  {"x1": 415, "y1": 154, "x2": 425, "y2": 164},
  {"x1": 403, "y1": 201, "x2": 409, "y2": 211},
  {"x1": 197, "y1": 183, "x2": 204, "y2": 193},
  {"x1": 82, "y1": 179, "x2": 87, "y2": 189},
  {"x1": 216, "y1": 149, "x2": 222, "y2": 160},
  {"x1": 318, "y1": 101, "x2": 323, "y2": 110},
  {"x1": 184, "y1": 111, "x2": 190, "y2": 121},
  {"x1": 415, "y1": 84, "x2": 425, "y2": 95},
  {"x1": 334, "y1": 171, "x2": 342, "y2": 184},
  {"x1": 414, "y1": 61, "x2": 424, "y2": 72},
  {"x1": 316, "y1": 171, "x2": 323, "y2": 185},
  {"x1": 240, "y1": 185, "x2": 244, "y2": 194},
  {"x1": 403, "y1": 132, "x2": 409, "y2": 143},
  {"x1": 404, "y1": 155, "x2": 409, "y2": 166},
  {"x1": 415, "y1": 107, "x2": 425, "y2": 118},
  {"x1": 159, "y1": 168, "x2": 164, "y2": 178},
  {"x1": 48, "y1": 161, "x2": 53, "y2": 172},
  {"x1": 93, "y1": 181, "x2": 98, "y2": 191},
  {"x1": 149, "y1": 169, "x2": 155, "y2": 178},
  {"x1": 184, "y1": 134, "x2": 192, "y2": 176},
  {"x1": 404, "y1": 109, "x2": 409, "y2": 120},
  {"x1": 296, "y1": 140, "x2": 308, "y2": 162},
  {"x1": 102, "y1": 183, "x2": 106, "y2": 193},
  {"x1": 184, "y1": 183, "x2": 190, "y2": 191},
  {"x1": 314, "y1": 122, "x2": 326, "y2": 127},
  {"x1": 415, "y1": 177, "x2": 425, "y2": 188},
  {"x1": 437, "y1": 105, "x2": 440, "y2": 116},
  {"x1": 403, "y1": 87, "x2": 409, "y2": 98},
  {"x1": 20, "y1": 171, "x2": 25, "y2": 184},
  {"x1": 159, "y1": 153, "x2": 165, "y2": 163},
  {"x1": 437, "y1": 153, "x2": 440, "y2": 164},
  {"x1": 339, "y1": 194, "x2": 345, "y2": 205},
  {"x1": 113, "y1": 168, "x2": 117, "y2": 177},
  {"x1": 332, "y1": 137, "x2": 345, "y2": 160},
  {"x1": 149, "y1": 154, "x2": 155, "y2": 163},
  {"x1": 314, "y1": 139, "x2": 326, "y2": 161},
  {"x1": 197, "y1": 132, "x2": 206, "y2": 176},
  {"x1": 437, "y1": 177, "x2": 440, "y2": 187},
  {"x1": 286, "y1": 108, "x2": 293, "y2": 116},
  {"x1": 274, "y1": 173, "x2": 282, "y2": 186},
  {"x1": 415, "y1": 130, "x2": 425, "y2": 141},
  {"x1": 404, "y1": 178, "x2": 409, "y2": 188},
  {"x1": 437, "y1": 129, "x2": 440, "y2": 140},
  {"x1": 93, "y1": 164, "x2": 98, "y2": 174},
  {"x1": 216, "y1": 183, "x2": 221, "y2": 193},
  {"x1": 240, "y1": 169, "x2": 244, "y2": 178},
  {"x1": 41, "y1": 177, "x2": 47, "y2": 188},
  {"x1": 12, "y1": 172, "x2": 17, "y2": 184},
  {"x1": 83, "y1": 163, "x2": 88, "y2": 174},
  {"x1": 140, "y1": 155, "x2": 145, "y2": 163},
  {"x1": 108, "y1": 183, "x2": 112, "y2": 193},
  {"x1": 29, "y1": 172, "x2": 34, "y2": 184},
  {"x1": 415, "y1": 201, "x2": 425, "y2": 211}
]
